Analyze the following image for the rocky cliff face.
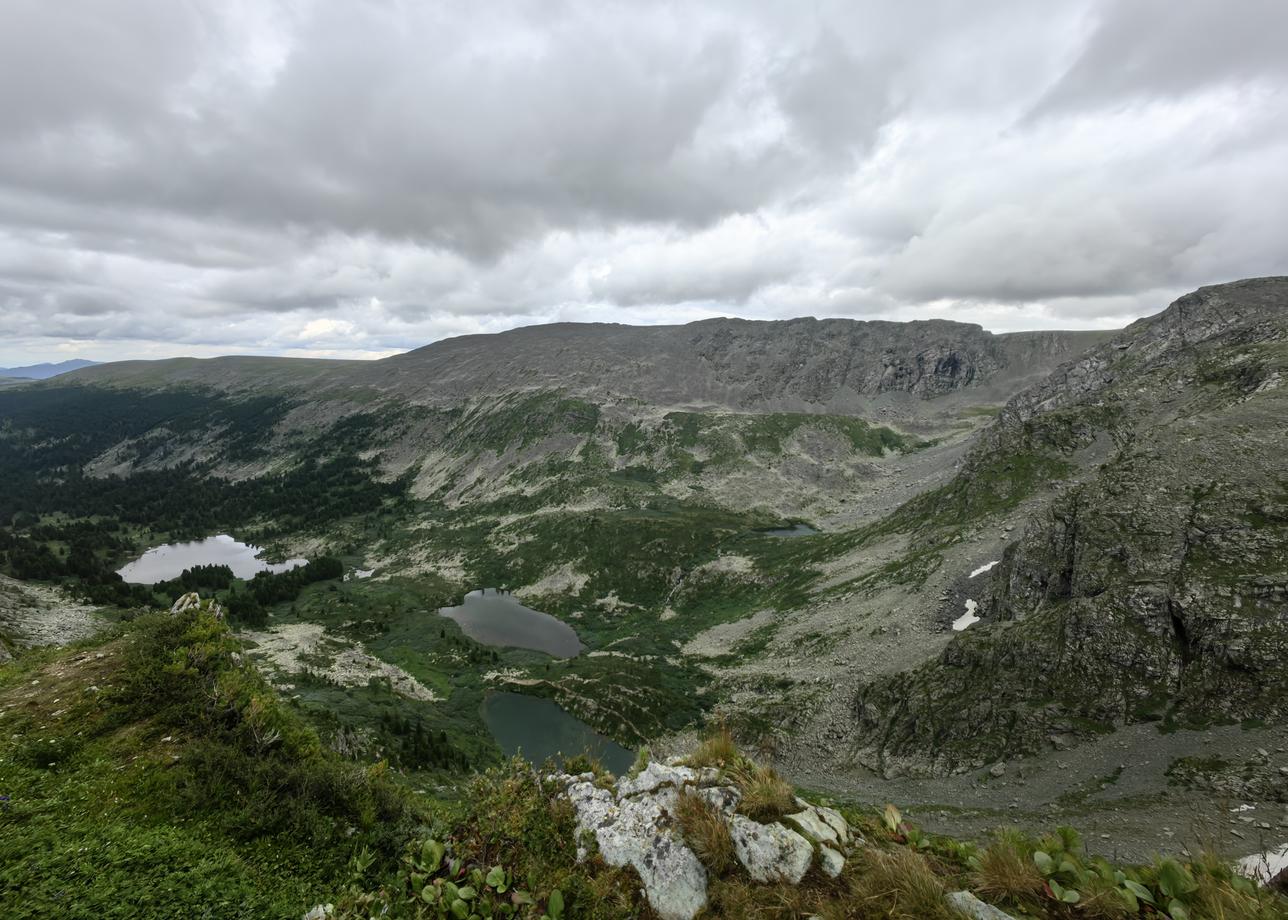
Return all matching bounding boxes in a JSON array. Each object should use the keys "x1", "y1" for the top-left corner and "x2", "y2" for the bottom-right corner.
[
  {"x1": 852, "y1": 278, "x2": 1288, "y2": 772},
  {"x1": 309, "y1": 317, "x2": 1110, "y2": 413}
]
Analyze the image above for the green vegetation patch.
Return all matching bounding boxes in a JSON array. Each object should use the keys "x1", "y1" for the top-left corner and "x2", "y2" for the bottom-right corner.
[
  {"x1": 449, "y1": 392, "x2": 601, "y2": 453},
  {"x1": 0, "y1": 611, "x2": 425, "y2": 918}
]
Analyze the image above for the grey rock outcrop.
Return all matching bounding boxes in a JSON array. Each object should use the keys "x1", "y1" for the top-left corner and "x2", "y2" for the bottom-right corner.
[
  {"x1": 785, "y1": 805, "x2": 841, "y2": 847},
  {"x1": 818, "y1": 843, "x2": 845, "y2": 878},
  {"x1": 727, "y1": 814, "x2": 813, "y2": 884},
  {"x1": 946, "y1": 890, "x2": 1021, "y2": 920},
  {"x1": 552, "y1": 759, "x2": 857, "y2": 920},
  {"x1": 560, "y1": 775, "x2": 707, "y2": 920}
]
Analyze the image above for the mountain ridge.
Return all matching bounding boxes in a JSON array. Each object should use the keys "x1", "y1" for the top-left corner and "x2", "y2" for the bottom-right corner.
[
  {"x1": 0, "y1": 357, "x2": 99, "y2": 379},
  {"x1": 65, "y1": 316, "x2": 1114, "y2": 416}
]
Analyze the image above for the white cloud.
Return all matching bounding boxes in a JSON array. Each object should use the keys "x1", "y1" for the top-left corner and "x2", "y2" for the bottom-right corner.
[{"x1": 0, "y1": 0, "x2": 1285, "y2": 365}]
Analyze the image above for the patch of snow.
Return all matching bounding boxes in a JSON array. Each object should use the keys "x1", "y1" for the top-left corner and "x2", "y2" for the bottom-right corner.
[
  {"x1": 1238, "y1": 843, "x2": 1288, "y2": 885},
  {"x1": 345, "y1": 569, "x2": 375, "y2": 581},
  {"x1": 969, "y1": 560, "x2": 1000, "y2": 578},
  {"x1": 952, "y1": 599, "x2": 981, "y2": 631},
  {"x1": 1232, "y1": 804, "x2": 1256, "y2": 813}
]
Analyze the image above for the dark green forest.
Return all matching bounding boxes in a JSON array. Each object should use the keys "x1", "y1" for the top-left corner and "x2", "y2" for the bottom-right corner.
[{"x1": 0, "y1": 385, "x2": 405, "y2": 609}]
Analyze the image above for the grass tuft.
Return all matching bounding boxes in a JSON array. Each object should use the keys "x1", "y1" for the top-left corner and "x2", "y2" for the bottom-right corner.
[
  {"x1": 674, "y1": 791, "x2": 737, "y2": 874},
  {"x1": 686, "y1": 724, "x2": 739, "y2": 769},
  {"x1": 729, "y1": 759, "x2": 796, "y2": 823},
  {"x1": 840, "y1": 846, "x2": 955, "y2": 919},
  {"x1": 972, "y1": 828, "x2": 1047, "y2": 905}
]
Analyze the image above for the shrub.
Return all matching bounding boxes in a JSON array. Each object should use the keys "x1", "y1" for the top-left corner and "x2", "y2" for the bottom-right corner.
[{"x1": 106, "y1": 609, "x2": 419, "y2": 854}]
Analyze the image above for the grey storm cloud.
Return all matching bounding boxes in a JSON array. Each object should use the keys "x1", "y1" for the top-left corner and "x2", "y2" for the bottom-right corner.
[{"x1": 0, "y1": 0, "x2": 1285, "y2": 363}]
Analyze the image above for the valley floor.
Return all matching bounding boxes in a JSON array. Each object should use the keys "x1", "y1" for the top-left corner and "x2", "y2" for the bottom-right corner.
[{"x1": 788, "y1": 720, "x2": 1288, "y2": 865}]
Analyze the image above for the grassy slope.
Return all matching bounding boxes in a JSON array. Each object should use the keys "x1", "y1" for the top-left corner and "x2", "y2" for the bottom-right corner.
[{"x1": 0, "y1": 611, "x2": 428, "y2": 918}]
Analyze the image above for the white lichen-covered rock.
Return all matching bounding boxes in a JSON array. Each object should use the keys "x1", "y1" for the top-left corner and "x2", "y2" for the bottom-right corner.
[
  {"x1": 946, "y1": 890, "x2": 1021, "y2": 920},
  {"x1": 785, "y1": 806, "x2": 840, "y2": 847},
  {"x1": 728, "y1": 814, "x2": 813, "y2": 884},
  {"x1": 170, "y1": 591, "x2": 201, "y2": 614},
  {"x1": 565, "y1": 779, "x2": 707, "y2": 920},
  {"x1": 819, "y1": 843, "x2": 845, "y2": 878},
  {"x1": 696, "y1": 784, "x2": 741, "y2": 814},
  {"x1": 813, "y1": 803, "x2": 853, "y2": 845},
  {"x1": 549, "y1": 771, "x2": 596, "y2": 788},
  {"x1": 617, "y1": 760, "x2": 701, "y2": 798},
  {"x1": 554, "y1": 764, "x2": 836, "y2": 916},
  {"x1": 792, "y1": 796, "x2": 853, "y2": 845}
]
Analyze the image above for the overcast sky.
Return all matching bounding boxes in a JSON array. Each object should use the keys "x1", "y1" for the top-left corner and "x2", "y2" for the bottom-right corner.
[{"x1": 1, "y1": 0, "x2": 1285, "y2": 365}]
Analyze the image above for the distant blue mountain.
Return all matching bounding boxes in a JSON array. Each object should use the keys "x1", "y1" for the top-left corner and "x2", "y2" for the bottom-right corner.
[{"x1": 0, "y1": 358, "x2": 100, "y2": 379}]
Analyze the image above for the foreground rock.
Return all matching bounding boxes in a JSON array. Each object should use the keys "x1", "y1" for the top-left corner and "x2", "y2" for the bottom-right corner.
[
  {"x1": 551, "y1": 758, "x2": 856, "y2": 920},
  {"x1": 946, "y1": 890, "x2": 1021, "y2": 920},
  {"x1": 728, "y1": 814, "x2": 813, "y2": 884}
]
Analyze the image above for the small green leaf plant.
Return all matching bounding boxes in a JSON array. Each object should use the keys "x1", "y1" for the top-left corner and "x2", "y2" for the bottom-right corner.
[
  {"x1": 338, "y1": 837, "x2": 563, "y2": 919},
  {"x1": 1026, "y1": 828, "x2": 1209, "y2": 918}
]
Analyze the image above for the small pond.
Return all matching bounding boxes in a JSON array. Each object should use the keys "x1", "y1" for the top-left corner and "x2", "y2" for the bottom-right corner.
[
  {"x1": 116, "y1": 534, "x2": 306, "y2": 585},
  {"x1": 483, "y1": 691, "x2": 634, "y2": 776},
  {"x1": 438, "y1": 588, "x2": 583, "y2": 657},
  {"x1": 760, "y1": 523, "x2": 818, "y2": 537}
]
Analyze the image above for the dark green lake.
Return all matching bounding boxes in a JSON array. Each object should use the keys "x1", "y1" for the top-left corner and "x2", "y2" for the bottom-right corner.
[
  {"x1": 483, "y1": 691, "x2": 635, "y2": 776},
  {"x1": 438, "y1": 588, "x2": 582, "y2": 657}
]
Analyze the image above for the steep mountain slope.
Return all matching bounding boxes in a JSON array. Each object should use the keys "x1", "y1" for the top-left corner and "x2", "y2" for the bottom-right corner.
[
  {"x1": 362, "y1": 318, "x2": 1109, "y2": 412},
  {"x1": 846, "y1": 277, "x2": 1288, "y2": 772}
]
